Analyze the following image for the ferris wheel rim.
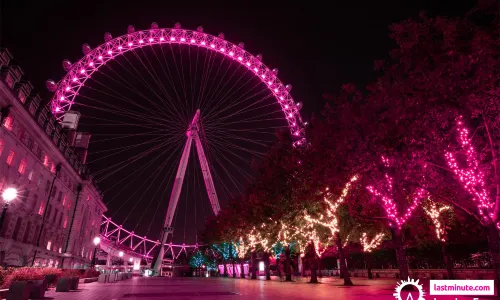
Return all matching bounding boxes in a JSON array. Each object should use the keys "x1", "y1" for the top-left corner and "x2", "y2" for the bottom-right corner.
[{"x1": 49, "y1": 26, "x2": 306, "y2": 145}]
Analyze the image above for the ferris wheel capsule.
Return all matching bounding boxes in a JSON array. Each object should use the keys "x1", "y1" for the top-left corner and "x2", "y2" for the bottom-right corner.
[
  {"x1": 272, "y1": 68, "x2": 278, "y2": 75},
  {"x1": 104, "y1": 32, "x2": 112, "y2": 42},
  {"x1": 127, "y1": 25, "x2": 135, "y2": 33},
  {"x1": 151, "y1": 22, "x2": 159, "y2": 29},
  {"x1": 174, "y1": 22, "x2": 181, "y2": 29},
  {"x1": 218, "y1": 32, "x2": 225, "y2": 39},
  {"x1": 196, "y1": 26, "x2": 204, "y2": 32},
  {"x1": 46, "y1": 80, "x2": 57, "y2": 92},
  {"x1": 238, "y1": 42, "x2": 244, "y2": 49},
  {"x1": 256, "y1": 54, "x2": 262, "y2": 61},
  {"x1": 286, "y1": 84, "x2": 292, "y2": 91},
  {"x1": 82, "y1": 43, "x2": 92, "y2": 55},
  {"x1": 296, "y1": 102, "x2": 303, "y2": 110},
  {"x1": 62, "y1": 59, "x2": 72, "y2": 71}
]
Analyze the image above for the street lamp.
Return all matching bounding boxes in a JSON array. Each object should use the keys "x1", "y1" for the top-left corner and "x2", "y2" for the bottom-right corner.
[
  {"x1": 119, "y1": 251, "x2": 123, "y2": 257},
  {"x1": 91, "y1": 236, "x2": 101, "y2": 267},
  {"x1": 0, "y1": 187, "x2": 17, "y2": 230}
]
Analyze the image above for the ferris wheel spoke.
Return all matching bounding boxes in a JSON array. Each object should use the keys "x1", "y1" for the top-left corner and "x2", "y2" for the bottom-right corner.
[
  {"x1": 111, "y1": 56, "x2": 171, "y2": 114},
  {"x1": 133, "y1": 48, "x2": 181, "y2": 115},
  {"x1": 168, "y1": 44, "x2": 188, "y2": 106},
  {"x1": 198, "y1": 50, "x2": 217, "y2": 108},
  {"x1": 92, "y1": 136, "x2": 182, "y2": 178},
  {"x1": 89, "y1": 68, "x2": 172, "y2": 120},
  {"x1": 160, "y1": 45, "x2": 188, "y2": 117},
  {"x1": 203, "y1": 61, "x2": 243, "y2": 112},
  {"x1": 102, "y1": 138, "x2": 182, "y2": 199},
  {"x1": 74, "y1": 97, "x2": 170, "y2": 127},
  {"x1": 208, "y1": 135, "x2": 268, "y2": 158},
  {"x1": 87, "y1": 135, "x2": 167, "y2": 164},
  {"x1": 206, "y1": 149, "x2": 245, "y2": 195},
  {"x1": 142, "y1": 46, "x2": 186, "y2": 118},
  {"x1": 201, "y1": 54, "x2": 228, "y2": 110},
  {"x1": 121, "y1": 145, "x2": 181, "y2": 225}
]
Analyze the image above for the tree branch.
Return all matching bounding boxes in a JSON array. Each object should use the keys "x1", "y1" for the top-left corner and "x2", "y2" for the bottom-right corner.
[{"x1": 483, "y1": 114, "x2": 500, "y2": 221}]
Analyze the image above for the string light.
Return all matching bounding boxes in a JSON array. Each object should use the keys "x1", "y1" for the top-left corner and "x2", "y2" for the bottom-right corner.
[
  {"x1": 360, "y1": 232, "x2": 385, "y2": 252},
  {"x1": 367, "y1": 158, "x2": 426, "y2": 228},
  {"x1": 445, "y1": 116, "x2": 496, "y2": 227},
  {"x1": 423, "y1": 202, "x2": 450, "y2": 242}
]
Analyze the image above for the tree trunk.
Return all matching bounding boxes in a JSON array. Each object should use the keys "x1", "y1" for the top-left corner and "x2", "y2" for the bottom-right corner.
[
  {"x1": 284, "y1": 246, "x2": 292, "y2": 281},
  {"x1": 336, "y1": 233, "x2": 353, "y2": 285},
  {"x1": 251, "y1": 252, "x2": 257, "y2": 279},
  {"x1": 441, "y1": 242, "x2": 453, "y2": 279},
  {"x1": 240, "y1": 261, "x2": 245, "y2": 278},
  {"x1": 391, "y1": 226, "x2": 409, "y2": 280},
  {"x1": 276, "y1": 258, "x2": 281, "y2": 278},
  {"x1": 365, "y1": 252, "x2": 373, "y2": 279},
  {"x1": 318, "y1": 258, "x2": 323, "y2": 278},
  {"x1": 309, "y1": 257, "x2": 318, "y2": 283},
  {"x1": 487, "y1": 224, "x2": 500, "y2": 293},
  {"x1": 232, "y1": 261, "x2": 236, "y2": 278},
  {"x1": 223, "y1": 260, "x2": 228, "y2": 277},
  {"x1": 264, "y1": 253, "x2": 271, "y2": 280}
]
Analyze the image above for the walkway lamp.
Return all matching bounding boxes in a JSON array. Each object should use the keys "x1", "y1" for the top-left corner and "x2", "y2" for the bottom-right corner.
[
  {"x1": 92, "y1": 236, "x2": 101, "y2": 267},
  {"x1": 0, "y1": 187, "x2": 17, "y2": 230}
]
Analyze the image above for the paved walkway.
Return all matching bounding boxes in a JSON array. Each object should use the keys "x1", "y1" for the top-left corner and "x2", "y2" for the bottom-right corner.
[
  {"x1": 43, "y1": 276, "x2": 496, "y2": 300},
  {"x1": 42, "y1": 276, "x2": 396, "y2": 300}
]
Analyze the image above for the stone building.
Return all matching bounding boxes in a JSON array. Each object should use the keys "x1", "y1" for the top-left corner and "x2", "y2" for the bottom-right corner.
[{"x1": 0, "y1": 48, "x2": 107, "y2": 268}]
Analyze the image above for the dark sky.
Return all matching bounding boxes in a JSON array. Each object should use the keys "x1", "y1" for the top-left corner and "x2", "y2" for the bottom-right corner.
[{"x1": 1, "y1": 0, "x2": 476, "y2": 246}]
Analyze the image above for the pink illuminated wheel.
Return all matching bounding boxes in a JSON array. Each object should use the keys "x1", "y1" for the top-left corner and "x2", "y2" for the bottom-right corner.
[{"x1": 47, "y1": 23, "x2": 306, "y2": 247}]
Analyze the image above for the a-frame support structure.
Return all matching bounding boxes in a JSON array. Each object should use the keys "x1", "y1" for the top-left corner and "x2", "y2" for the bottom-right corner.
[{"x1": 152, "y1": 110, "x2": 220, "y2": 275}]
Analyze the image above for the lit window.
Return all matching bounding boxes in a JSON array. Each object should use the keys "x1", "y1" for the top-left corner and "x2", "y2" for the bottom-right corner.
[
  {"x1": 58, "y1": 248, "x2": 62, "y2": 254},
  {"x1": 67, "y1": 200, "x2": 71, "y2": 209},
  {"x1": 47, "y1": 241, "x2": 51, "y2": 250},
  {"x1": 63, "y1": 215, "x2": 68, "y2": 228},
  {"x1": 0, "y1": 140, "x2": 4, "y2": 156},
  {"x1": 38, "y1": 201, "x2": 45, "y2": 215},
  {"x1": 18, "y1": 159, "x2": 27, "y2": 174},
  {"x1": 28, "y1": 170, "x2": 34, "y2": 181},
  {"x1": 43, "y1": 155, "x2": 49, "y2": 167},
  {"x1": 62, "y1": 194, "x2": 67, "y2": 206},
  {"x1": 6, "y1": 150, "x2": 15, "y2": 166},
  {"x1": 3, "y1": 116, "x2": 13, "y2": 130},
  {"x1": 50, "y1": 163, "x2": 56, "y2": 173}
]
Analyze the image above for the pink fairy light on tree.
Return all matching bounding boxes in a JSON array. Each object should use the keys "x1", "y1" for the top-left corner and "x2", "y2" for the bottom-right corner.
[
  {"x1": 445, "y1": 116, "x2": 497, "y2": 227},
  {"x1": 366, "y1": 156, "x2": 427, "y2": 280}
]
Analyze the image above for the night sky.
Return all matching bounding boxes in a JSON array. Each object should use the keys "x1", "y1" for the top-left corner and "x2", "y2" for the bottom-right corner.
[{"x1": 1, "y1": 0, "x2": 476, "y2": 245}]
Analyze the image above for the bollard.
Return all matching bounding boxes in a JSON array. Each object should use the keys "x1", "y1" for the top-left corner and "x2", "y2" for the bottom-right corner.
[
  {"x1": 98, "y1": 274, "x2": 107, "y2": 283},
  {"x1": 28, "y1": 279, "x2": 47, "y2": 299},
  {"x1": 69, "y1": 277, "x2": 79, "y2": 290},
  {"x1": 55, "y1": 278, "x2": 71, "y2": 292},
  {"x1": 6, "y1": 281, "x2": 31, "y2": 300}
]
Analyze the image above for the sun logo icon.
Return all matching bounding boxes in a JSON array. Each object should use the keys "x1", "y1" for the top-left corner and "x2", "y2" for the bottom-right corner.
[{"x1": 393, "y1": 277, "x2": 425, "y2": 300}]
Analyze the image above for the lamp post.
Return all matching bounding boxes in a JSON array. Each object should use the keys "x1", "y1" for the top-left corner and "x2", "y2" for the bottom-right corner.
[
  {"x1": 0, "y1": 187, "x2": 17, "y2": 230},
  {"x1": 32, "y1": 163, "x2": 61, "y2": 266},
  {"x1": 91, "y1": 236, "x2": 100, "y2": 267}
]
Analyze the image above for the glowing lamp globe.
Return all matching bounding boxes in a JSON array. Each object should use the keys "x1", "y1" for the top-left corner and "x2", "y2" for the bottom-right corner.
[
  {"x1": 93, "y1": 236, "x2": 101, "y2": 246},
  {"x1": 2, "y1": 188, "x2": 17, "y2": 202},
  {"x1": 119, "y1": 251, "x2": 124, "y2": 257}
]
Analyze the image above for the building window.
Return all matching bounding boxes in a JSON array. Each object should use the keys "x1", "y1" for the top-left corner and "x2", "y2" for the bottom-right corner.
[
  {"x1": 0, "y1": 177, "x2": 5, "y2": 192},
  {"x1": 58, "y1": 213, "x2": 63, "y2": 227},
  {"x1": 44, "y1": 180, "x2": 50, "y2": 193},
  {"x1": 53, "y1": 209, "x2": 58, "y2": 224},
  {"x1": 63, "y1": 215, "x2": 68, "y2": 228},
  {"x1": 67, "y1": 200, "x2": 71, "y2": 209},
  {"x1": 47, "y1": 241, "x2": 51, "y2": 250},
  {"x1": 27, "y1": 136, "x2": 33, "y2": 150},
  {"x1": 46, "y1": 204, "x2": 52, "y2": 220},
  {"x1": 32, "y1": 194, "x2": 38, "y2": 210},
  {"x1": 3, "y1": 116, "x2": 13, "y2": 130},
  {"x1": 0, "y1": 139, "x2": 4, "y2": 156},
  {"x1": 22, "y1": 189, "x2": 29, "y2": 202},
  {"x1": 51, "y1": 186, "x2": 57, "y2": 198},
  {"x1": 50, "y1": 163, "x2": 56, "y2": 173},
  {"x1": 22, "y1": 221, "x2": 31, "y2": 243},
  {"x1": 17, "y1": 127, "x2": 25, "y2": 142},
  {"x1": 18, "y1": 159, "x2": 27, "y2": 174},
  {"x1": 28, "y1": 170, "x2": 34, "y2": 181},
  {"x1": 62, "y1": 194, "x2": 67, "y2": 206},
  {"x1": 43, "y1": 155, "x2": 49, "y2": 167},
  {"x1": 38, "y1": 200, "x2": 45, "y2": 215},
  {"x1": 11, "y1": 218, "x2": 22, "y2": 241},
  {"x1": 6, "y1": 150, "x2": 15, "y2": 166},
  {"x1": 57, "y1": 191, "x2": 62, "y2": 203}
]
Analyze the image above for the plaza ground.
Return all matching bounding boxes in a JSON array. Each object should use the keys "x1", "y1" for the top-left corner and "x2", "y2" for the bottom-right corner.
[{"x1": 44, "y1": 276, "x2": 400, "y2": 299}]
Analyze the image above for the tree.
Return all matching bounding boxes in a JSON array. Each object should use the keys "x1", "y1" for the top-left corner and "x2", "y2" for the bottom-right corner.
[
  {"x1": 445, "y1": 116, "x2": 500, "y2": 286},
  {"x1": 189, "y1": 250, "x2": 207, "y2": 277},
  {"x1": 422, "y1": 200, "x2": 453, "y2": 278},
  {"x1": 360, "y1": 232, "x2": 385, "y2": 279},
  {"x1": 212, "y1": 242, "x2": 237, "y2": 277}
]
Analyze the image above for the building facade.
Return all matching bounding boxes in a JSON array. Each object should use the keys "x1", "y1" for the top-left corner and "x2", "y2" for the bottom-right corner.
[{"x1": 0, "y1": 49, "x2": 107, "y2": 269}]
